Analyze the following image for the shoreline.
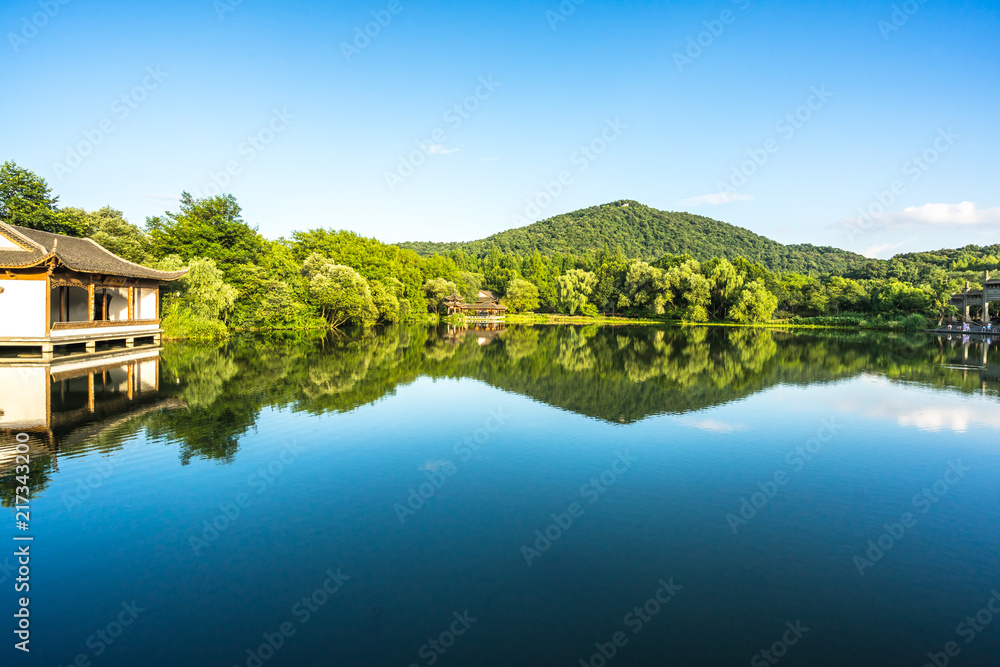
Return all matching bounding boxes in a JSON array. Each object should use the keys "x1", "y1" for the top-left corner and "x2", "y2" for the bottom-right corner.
[{"x1": 165, "y1": 316, "x2": 931, "y2": 340}]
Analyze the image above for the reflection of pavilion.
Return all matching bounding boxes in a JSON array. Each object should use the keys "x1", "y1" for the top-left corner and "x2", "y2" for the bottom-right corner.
[
  {"x1": 0, "y1": 346, "x2": 181, "y2": 458},
  {"x1": 444, "y1": 322, "x2": 506, "y2": 346},
  {"x1": 937, "y1": 334, "x2": 1000, "y2": 389}
]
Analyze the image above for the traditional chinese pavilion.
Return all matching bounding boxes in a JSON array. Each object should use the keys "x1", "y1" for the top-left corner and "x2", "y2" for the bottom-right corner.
[
  {"x1": 442, "y1": 289, "x2": 508, "y2": 320},
  {"x1": 0, "y1": 222, "x2": 186, "y2": 358},
  {"x1": 948, "y1": 271, "x2": 999, "y2": 325}
]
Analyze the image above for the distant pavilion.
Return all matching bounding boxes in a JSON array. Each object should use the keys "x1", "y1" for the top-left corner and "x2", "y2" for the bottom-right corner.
[
  {"x1": 0, "y1": 222, "x2": 186, "y2": 358},
  {"x1": 949, "y1": 271, "x2": 999, "y2": 324},
  {"x1": 443, "y1": 290, "x2": 508, "y2": 320}
]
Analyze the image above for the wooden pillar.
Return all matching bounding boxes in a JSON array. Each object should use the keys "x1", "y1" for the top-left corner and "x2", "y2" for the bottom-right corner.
[
  {"x1": 87, "y1": 283, "x2": 95, "y2": 321},
  {"x1": 59, "y1": 286, "x2": 66, "y2": 323},
  {"x1": 127, "y1": 363, "x2": 134, "y2": 401},
  {"x1": 87, "y1": 373, "x2": 95, "y2": 412},
  {"x1": 45, "y1": 275, "x2": 51, "y2": 335},
  {"x1": 128, "y1": 286, "x2": 135, "y2": 322},
  {"x1": 984, "y1": 271, "x2": 991, "y2": 325}
]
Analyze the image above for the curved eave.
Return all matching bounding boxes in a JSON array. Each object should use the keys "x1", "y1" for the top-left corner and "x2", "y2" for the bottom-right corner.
[
  {"x1": 0, "y1": 253, "x2": 56, "y2": 270},
  {"x1": 0, "y1": 256, "x2": 187, "y2": 282}
]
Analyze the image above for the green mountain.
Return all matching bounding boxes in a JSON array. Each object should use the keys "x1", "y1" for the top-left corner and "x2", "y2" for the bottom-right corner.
[{"x1": 399, "y1": 200, "x2": 867, "y2": 275}]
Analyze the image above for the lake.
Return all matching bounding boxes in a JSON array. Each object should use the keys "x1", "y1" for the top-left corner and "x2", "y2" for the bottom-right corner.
[{"x1": 3, "y1": 325, "x2": 1000, "y2": 667}]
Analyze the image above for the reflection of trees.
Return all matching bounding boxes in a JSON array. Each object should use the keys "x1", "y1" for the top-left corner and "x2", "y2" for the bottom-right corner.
[
  {"x1": 0, "y1": 437, "x2": 55, "y2": 509},
  {"x1": 555, "y1": 326, "x2": 598, "y2": 371},
  {"x1": 83, "y1": 324, "x2": 985, "y2": 466},
  {"x1": 146, "y1": 341, "x2": 271, "y2": 464},
  {"x1": 501, "y1": 327, "x2": 539, "y2": 361}
]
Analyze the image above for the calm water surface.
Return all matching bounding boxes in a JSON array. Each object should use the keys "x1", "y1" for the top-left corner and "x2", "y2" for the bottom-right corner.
[{"x1": 3, "y1": 325, "x2": 1000, "y2": 667}]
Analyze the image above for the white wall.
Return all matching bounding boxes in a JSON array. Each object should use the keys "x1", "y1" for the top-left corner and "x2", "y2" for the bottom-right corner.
[
  {"x1": 0, "y1": 234, "x2": 26, "y2": 250},
  {"x1": 0, "y1": 280, "x2": 47, "y2": 338},
  {"x1": 138, "y1": 288, "x2": 158, "y2": 319},
  {"x1": 0, "y1": 367, "x2": 48, "y2": 429},
  {"x1": 107, "y1": 288, "x2": 129, "y2": 321}
]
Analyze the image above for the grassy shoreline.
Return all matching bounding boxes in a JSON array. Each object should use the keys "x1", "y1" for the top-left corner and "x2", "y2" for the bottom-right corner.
[{"x1": 166, "y1": 312, "x2": 930, "y2": 340}]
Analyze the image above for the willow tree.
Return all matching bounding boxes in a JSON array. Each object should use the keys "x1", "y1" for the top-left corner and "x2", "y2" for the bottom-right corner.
[{"x1": 556, "y1": 269, "x2": 597, "y2": 315}]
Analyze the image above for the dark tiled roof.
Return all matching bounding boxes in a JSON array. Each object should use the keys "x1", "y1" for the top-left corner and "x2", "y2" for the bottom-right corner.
[{"x1": 0, "y1": 222, "x2": 186, "y2": 281}]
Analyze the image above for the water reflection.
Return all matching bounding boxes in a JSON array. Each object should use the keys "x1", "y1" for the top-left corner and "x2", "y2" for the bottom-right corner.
[
  {"x1": 3, "y1": 325, "x2": 1000, "y2": 502},
  {"x1": 0, "y1": 346, "x2": 181, "y2": 506}
]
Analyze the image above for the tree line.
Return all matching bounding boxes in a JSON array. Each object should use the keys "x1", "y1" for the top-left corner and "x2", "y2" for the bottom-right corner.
[{"x1": 0, "y1": 161, "x2": 988, "y2": 336}]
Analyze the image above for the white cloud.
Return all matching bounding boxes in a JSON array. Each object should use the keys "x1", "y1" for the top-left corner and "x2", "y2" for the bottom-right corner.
[
  {"x1": 877, "y1": 201, "x2": 1000, "y2": 228},
  {"x1": 478, "y1": 157, "x2": 498, "y2": 162},
  {"x1": 834, "y1": 380, "x2": 1000, "y2": 433},
  {"x1": 684, "y1": 419, "x2": 746, "y2": 433},
  {"x1": 861, "y1": 236, "x2": 919, "y2": 259},
  {"x1": 679, "y1": 192, "x2": 754, "y2": 206},
  {"x1": 423, "y1": 144, "x2": 459, "y2": 155}
]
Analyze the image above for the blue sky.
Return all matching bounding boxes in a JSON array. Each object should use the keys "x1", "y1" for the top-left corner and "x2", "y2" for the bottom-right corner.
[{"x1": 2, "y1": 0, "x2": 997, "y2": 257}]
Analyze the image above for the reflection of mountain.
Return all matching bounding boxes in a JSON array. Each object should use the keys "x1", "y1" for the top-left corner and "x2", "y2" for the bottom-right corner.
[
  {"x1": 4, "y1": 325, "x2": 994, "y2": 483},
  {"x1": 135, "y1": 325, "x2": 984, "y2": 456}
]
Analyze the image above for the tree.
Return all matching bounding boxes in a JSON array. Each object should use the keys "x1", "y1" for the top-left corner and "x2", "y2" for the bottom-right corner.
[
  {"x1": 87, "y1": 206, "x2": 153, "y2": 264},
  {"x1": 457, "y1": 271, "x2": 484, "y2": 302},
  {"x1": 0, "y1": 161, "x2": 87, "y2": 235},
  {"x1": 521, "y1": 250, "x2": 557, "y2": 310},
  {"x1": 147, "y1": 192, "x2": 266, "y2": 280},
  {"x1": 306, "y1": 258, "x2": 377, "y2": 328},
  {"x1": 703, "y1": 257, "x2": 743, "y2": 319},
  {"x1": 161, "y1": 257, "x2": 238, "y2": 339},
  {"x1": 620, "y1": 260, "x2": 671, "y2": 314},
  {"x1": 186, "y1": 258, "x2": 238, "y2": 320},
  {"x1": 664, "y1": 259, "x2": 710, "y2": 321},
  {"x1": 730, "y1": 280, "x2": 778, "y2": 322},
  {"x1": 291, "y1": 227, "x2": 428, "y2": 313},
  {"x1": 423, "y1": 277, "x2": 458, "y2": 314},
  {"x1": 556, "y1": 269, "x2": 597, "y2": 315},
  {"x1": 503, "y1": 279, "x2": 540, "y2": 313},
  {"x1": 482, "y1": 244, "x2": 519, "y2": 295},
  {"x1": 370, "y1": 280, "x2": 400, "y2": 322},
  {"x1": 591, "y1": 245, "x2": 628, "y2": 312}
]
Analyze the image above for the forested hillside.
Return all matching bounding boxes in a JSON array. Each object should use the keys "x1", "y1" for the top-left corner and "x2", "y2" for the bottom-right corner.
[{"x1": 400, "y1": 200, "x2": 868, "y2": 275}]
